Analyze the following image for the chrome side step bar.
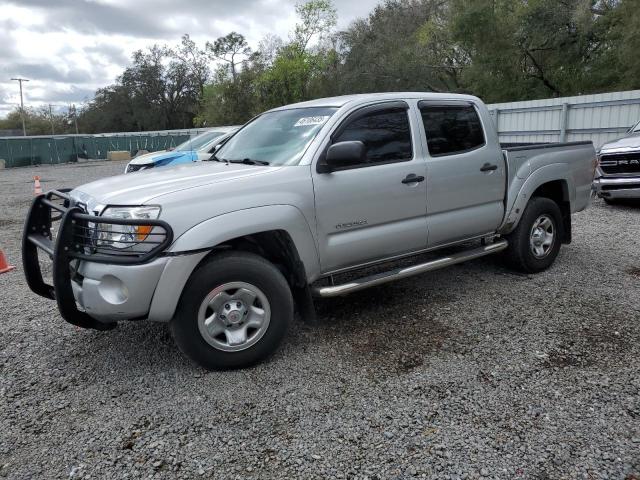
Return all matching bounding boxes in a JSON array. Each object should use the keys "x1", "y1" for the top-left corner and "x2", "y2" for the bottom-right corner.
[{"x1": 312, "y1": 240, "x2": 508, "y2": 298}]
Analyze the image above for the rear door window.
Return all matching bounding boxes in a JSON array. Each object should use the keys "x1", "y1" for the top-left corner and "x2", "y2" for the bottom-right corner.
[{"x1": 419, "y1": 104, "x2": 485, "y2": 156}]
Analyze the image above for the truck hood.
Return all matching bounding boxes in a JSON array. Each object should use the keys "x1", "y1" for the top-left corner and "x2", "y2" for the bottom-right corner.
[
  {"x1": 599, "y1": 132, "x2": 640, "y2": 154},
  {"x1": 73, "y1": 161, "x2": 275, "y2": 208}
]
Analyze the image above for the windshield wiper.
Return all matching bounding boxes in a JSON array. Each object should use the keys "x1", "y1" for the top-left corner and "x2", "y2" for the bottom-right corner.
[
  {"x1": 207, "y1": 153, "x2": 229, "y2": 164},
  {"x1": 228, "y1": 158, "x2": 270, "y2": 166}
]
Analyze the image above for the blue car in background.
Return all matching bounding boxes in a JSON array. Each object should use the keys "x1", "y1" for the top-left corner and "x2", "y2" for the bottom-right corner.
[{"x1": 125, "y1": 126, "x2": 239, "y2": 173}]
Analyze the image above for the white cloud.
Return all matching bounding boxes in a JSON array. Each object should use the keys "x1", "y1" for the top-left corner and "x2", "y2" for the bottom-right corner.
[{"x1": 0, "y1": 0, "x2": 382, "y2": 117}]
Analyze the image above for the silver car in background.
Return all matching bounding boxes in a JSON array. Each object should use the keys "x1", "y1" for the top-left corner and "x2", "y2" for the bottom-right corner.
[{"x1": 593, "y1": 120, "x2": 640, "y2": 203}]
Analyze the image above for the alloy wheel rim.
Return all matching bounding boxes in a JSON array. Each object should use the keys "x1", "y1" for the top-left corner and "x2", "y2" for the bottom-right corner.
[
  {"x1": 529, "y1": 214, "x2": 555, "y2": 259},
  {"x1": 197, "y1": 281, "x2": 271, "y2": 352}
]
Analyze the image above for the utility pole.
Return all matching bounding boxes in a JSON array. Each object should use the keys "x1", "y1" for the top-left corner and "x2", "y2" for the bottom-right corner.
[
  {"x1": 48, "y1": 104, "x2": 55, "y2": 135},
  {"x1": 71, "y1": 104, "x2": 79, "y2": 134},
  {"x1": 10, "y1": 77, "x2": 29, "y2": 136}
]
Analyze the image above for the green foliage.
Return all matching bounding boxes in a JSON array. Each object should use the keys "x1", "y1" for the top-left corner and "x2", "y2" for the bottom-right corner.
[
  {"x1": 448, "y1": 0, "x2": 630, "y2": 101},
  {"x1": 337, "y1": 0, "x2": 464, "y2": 94},
  {"x1": 598, "y1": 0, "x2": 640, "y2": 90},
  {"x1": 0, "y1": 107, "x2": 78, "y2": 136},
  {"x1": 79, "y1": 34, "x2": 209, "y2": 133},
  {"x1": 197, "y1": 0, "x2": 340, "y2": 125},
  {"x1": 293, "y1": 0, "x2": 338, "y2": 50},
  {"x1": 12, "y1": 0, "x2": 638, "y2": 132},
  {"x1": 206, "y1": 32, "x2": 251, "y2": 81}
]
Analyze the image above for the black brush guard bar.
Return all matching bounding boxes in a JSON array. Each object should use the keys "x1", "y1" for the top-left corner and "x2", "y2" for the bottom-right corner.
[{"x1": 22, "y1": 190, "x2": 173, "y2": 330}]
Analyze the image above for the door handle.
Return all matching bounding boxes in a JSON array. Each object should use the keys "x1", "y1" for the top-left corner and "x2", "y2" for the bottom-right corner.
[
  {"x1": 402, "y1": 174, "x2": 425, "y2": 184},
  {"x1": 480, "y1": 163, "x2": 498, "y2": 172}
]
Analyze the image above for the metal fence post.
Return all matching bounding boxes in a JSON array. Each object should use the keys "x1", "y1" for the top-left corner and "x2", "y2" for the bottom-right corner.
[{"x1": 559, "y1": 103, "x2": 569, "y2": 142}]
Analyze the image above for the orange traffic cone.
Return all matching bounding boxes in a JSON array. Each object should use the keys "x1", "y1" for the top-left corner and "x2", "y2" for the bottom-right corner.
[
  {"x1": 34, "y1": 175, "x2": 42, "y2": 195},
  {"x1": 0, "y1": 248, "x2": 15, "y2": 274}
]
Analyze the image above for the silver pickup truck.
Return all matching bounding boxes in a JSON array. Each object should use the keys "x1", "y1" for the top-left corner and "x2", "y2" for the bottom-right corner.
[
  {"x1": 22, "y1": 93, "x2": 597, "y2": 370},
  {"x1": 593, "y1": 120, "x2": 640, "y2": 202}
]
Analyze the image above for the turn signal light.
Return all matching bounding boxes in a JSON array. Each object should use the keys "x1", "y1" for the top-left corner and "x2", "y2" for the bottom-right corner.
[{"x1": 136, "y1": 225, "x2": 153, "y2": 241}]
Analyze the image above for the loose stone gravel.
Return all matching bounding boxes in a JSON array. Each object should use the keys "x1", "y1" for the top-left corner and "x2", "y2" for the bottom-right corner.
[{"x1": 1, "y1": 161, "x2": 639, "y2": 479}]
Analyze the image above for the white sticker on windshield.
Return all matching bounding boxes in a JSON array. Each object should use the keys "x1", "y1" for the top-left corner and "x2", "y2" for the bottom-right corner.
[{"x1": 294, "y1": 116, "x2": 330, "y2": 127}]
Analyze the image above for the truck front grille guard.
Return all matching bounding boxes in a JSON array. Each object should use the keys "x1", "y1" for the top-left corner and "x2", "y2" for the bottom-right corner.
[{"x1": 22, "y1": 190, "x2": 173, "y2": 330}]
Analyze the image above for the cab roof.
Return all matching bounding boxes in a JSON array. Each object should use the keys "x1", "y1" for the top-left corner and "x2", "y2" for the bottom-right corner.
[{"x1": 268, "y1": 92, "x2": 482, "y2": 111}]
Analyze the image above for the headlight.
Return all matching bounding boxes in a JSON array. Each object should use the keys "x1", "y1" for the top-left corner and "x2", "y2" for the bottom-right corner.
[{"x1": 95, "y1": 206, "x2": 161, "y2": 250}]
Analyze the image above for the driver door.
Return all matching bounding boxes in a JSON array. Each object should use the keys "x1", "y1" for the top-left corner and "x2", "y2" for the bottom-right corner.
[{"x1": 312, "y1": 102, "x2": 428, "y2": 273}]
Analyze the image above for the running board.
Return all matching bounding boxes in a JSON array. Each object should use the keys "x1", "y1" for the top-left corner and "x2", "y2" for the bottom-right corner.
[{"x1": 312, "y1": 240, "x2": 508, "y2": 298}]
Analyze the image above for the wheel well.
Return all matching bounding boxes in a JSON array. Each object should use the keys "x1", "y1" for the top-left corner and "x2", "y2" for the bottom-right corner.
[
  {"x1": 532, "y1": 180, "x2": 571, "y2": 243},
  {"x1": 203, "y1": 230, "x2": 308, "y2": 290}
]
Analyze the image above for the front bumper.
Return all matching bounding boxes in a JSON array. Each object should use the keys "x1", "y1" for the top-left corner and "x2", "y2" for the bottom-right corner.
[
  {"x1": 22, "y1": 190, "x2": 173, "y2": 330},
  {"x1": 71, "y1": 258, "x2": 168, "y2": 322},
  {"x1": 593, "y1": 176, "x2": 640, "y2": 200}
]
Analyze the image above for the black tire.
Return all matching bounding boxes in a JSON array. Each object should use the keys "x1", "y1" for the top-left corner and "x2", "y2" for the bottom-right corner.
[
  {"x1": 603, "y1": 198, "x2": 618, "y2": 206},
  {"x1": 503, "y1": 197, "x2": 564, "y2": 273},
  {"x1": 170, "y1": 251, "x2": 293, "y2": 370}
]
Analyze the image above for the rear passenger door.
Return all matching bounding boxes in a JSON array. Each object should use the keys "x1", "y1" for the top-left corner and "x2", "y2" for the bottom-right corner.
[
  {"x1": 418, "y1": 101, "x2": 505, "y2": 247},
  {"x1": 312, "y1": 102, "x2": 428, "y2": 272}
]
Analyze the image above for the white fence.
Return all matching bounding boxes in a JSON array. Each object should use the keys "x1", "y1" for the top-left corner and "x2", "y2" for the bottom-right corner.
[{"x1": 487, "y1": 89, "x2": 640, "y2": 149}]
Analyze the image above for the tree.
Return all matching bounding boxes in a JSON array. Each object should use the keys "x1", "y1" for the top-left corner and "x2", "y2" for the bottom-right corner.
[
  {"x1": 8, "y1": 0, "x2": 639, "y2": 132},
  {"x1": 0, "y1": 107, "x2": 78, "y2": 135},
  {"x1": 337, "y1": 0, "x2": 465, "y2": 94},
  {"x1": 79, "y1": 85, "x2": 137, "y2": 133},
  {"x1": 80, "y1": 36, "x2": 211, "y2": 132},
  {"x1": 197, "y1": 0, "x2": 339, "y2": 125},
  {"x1": 207, "y1": 32, "x2": 251, "y2": 81},
  {"x1": 448, "y1": 0, "x2": 622, "y2": 101},
  {"x1": 292, "y1": 0, "x2": 338, "y2": 51},
  {"x1": 593, "y1": 0, "x2": 640, "y2": 90}
]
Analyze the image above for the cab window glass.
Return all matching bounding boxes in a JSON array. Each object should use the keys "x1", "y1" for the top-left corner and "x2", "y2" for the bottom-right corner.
[
  {"x1": 420, "y1": 105, "x2": 485, "y2": 156},
  {"x1": 333, "y1": 108, "x2": 412, "y2": 165}
]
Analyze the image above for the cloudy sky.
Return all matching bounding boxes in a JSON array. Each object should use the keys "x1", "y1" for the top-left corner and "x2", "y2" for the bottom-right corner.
[{"x1": 0, "y1": 0, "x2": 381, "y2": 118}]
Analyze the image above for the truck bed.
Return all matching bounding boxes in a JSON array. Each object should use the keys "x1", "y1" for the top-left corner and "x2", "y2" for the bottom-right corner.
[
  {"x1": 501, "y1": 141, "x2": 597, "y2": 221},
  {"x1": 501, "y1": 141, "x2": 593, "y2": 151}
]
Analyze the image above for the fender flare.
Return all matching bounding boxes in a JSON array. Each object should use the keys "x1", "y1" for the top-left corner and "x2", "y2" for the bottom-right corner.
[
  {"x1": 147, "y1": 205, "x2": 321, "y2": 323},
  {"x1": 168, "y1": 204, "x2": 320, "y2": 276},
  {"x1": 499, "y1": 163, "x2": 573, "y2": 234}
]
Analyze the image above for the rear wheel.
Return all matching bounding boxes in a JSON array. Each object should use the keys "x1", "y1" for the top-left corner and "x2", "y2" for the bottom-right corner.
[
  {"x1": 504, "y1": 197, "x2": 563, "y2": 273},
  {"x1": 171, "y1": 252, "x2": 293, "y2": 370}
]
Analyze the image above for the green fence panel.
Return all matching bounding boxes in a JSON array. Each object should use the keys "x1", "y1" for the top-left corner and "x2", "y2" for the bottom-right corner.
[
  {"x1": 7, "y1": 138, "x2": 34, "y2": 167},
  {"x1": 0, "y1": 131, "x2": 202, "y2": 168},
  {"x1": 0, "y1": 139, "x2": 9, "y2": 167}
]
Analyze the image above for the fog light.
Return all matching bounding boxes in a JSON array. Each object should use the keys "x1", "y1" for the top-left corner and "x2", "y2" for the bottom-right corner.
[{"x1": 98, "y1": 275, "x2": 129, "y2": 305}]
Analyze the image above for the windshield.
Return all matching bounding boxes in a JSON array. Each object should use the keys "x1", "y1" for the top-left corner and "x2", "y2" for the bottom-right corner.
[
  {"x1": 216, "y1": 107, "x2": 338, "y2": 166},
  {"x1": 633, "y1": 121, "x2": 640, "y2": 133},
  {"x1": 174, "y1": 131, "x2": 225, "y2": 152}
]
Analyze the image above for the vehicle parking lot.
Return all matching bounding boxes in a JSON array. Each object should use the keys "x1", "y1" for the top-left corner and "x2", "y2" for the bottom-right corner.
[{"x1": 1, "y1": 161, "x2": 639, "y2": 479}]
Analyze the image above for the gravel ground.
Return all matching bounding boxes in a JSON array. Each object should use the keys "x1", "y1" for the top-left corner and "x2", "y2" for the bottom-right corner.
[{"x1": 1, "y1": 161, "x2": 639, "y2": 480}]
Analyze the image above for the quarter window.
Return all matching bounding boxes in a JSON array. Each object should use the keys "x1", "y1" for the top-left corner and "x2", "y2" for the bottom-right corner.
[
  {"x1": 420, "y1": 104, "x2": 485, "y2": 156},
  {"x1": 332, "y1": 108, "x2": 413, "y2": 165}
]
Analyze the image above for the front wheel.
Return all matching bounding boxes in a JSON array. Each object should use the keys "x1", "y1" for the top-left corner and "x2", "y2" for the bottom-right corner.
[
  {"x1": 503, "y1": 197, "x2": 563, "y2": 273},
  {"x1": 171, "y1": 252, "x2": 293, "y2": 370}
]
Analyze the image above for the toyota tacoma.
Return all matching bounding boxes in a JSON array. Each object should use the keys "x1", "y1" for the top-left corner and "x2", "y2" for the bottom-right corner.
[{"x1": 22, "y1": 93, "x2": 597, "y2": 370}]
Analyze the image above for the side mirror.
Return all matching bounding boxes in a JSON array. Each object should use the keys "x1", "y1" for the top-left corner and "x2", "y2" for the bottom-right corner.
[{"x1": 320, "y1": 141, "x2": 366, "y2": 173}]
